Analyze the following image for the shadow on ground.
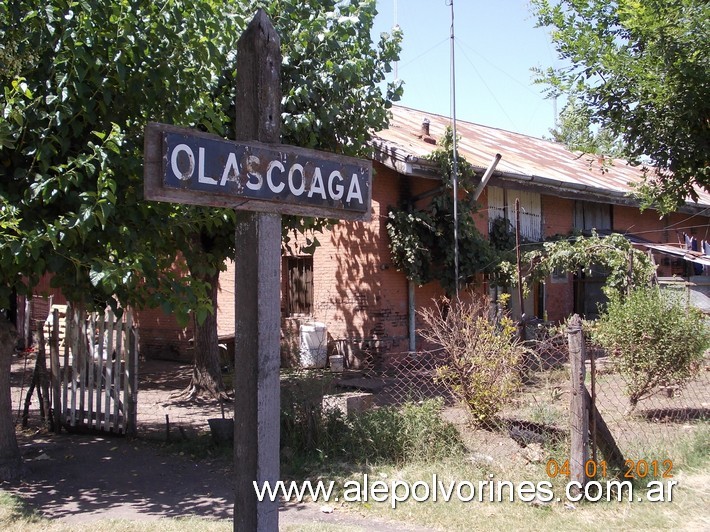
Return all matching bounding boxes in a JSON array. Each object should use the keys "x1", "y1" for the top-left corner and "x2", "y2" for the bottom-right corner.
[{"x1": 4, "y1": 432, "x2": 233, "y2": 522}]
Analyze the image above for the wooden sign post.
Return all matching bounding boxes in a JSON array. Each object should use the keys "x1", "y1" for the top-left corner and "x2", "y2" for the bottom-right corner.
[
  {"x1": 144, "y1": 10, "x2": 371, "y2": 532},
  {"x1": 231, "y1": 11, "x2": 282, "y2": 532}
]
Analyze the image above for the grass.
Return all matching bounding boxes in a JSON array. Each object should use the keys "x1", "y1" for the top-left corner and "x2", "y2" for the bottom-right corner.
[
  {"x1": 6, "y1": 361, "x2": 709, "y2": 532},
  {"x1": 3, "y1": 421, "x2": 708, "y2": 531},
  {"x1": 338, "y1": 423, "x2": 710, "y2": 532}
]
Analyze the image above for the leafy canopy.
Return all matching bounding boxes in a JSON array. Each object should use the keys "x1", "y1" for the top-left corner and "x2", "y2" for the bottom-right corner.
[
  {"x1": 532, "y1": 0, "x2": 710, "y2": 212},
  {"x1": 500, "y1": 232, "x2": 657, "y2": 299},
  {"x1": 0, "y1": 0, "x2": 402, "y2": 321},
  {"x1": 1, "y1": 0, "x2": 245, "y2": 317},
  {"x1": 547, "y1": 93, "x2": 624, "y2": 161}
]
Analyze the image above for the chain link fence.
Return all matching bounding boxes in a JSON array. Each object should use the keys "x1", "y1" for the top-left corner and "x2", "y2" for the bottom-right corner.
[
  {"x1": 331, "y1": 322, "x2": 709, "y2": 460},
  {"x1": 591, "y1": 349, "x2": 710, "y2": 454}
]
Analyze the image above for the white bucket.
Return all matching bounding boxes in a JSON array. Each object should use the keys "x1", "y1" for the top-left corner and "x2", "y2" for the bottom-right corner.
[{"x1": 299, "y1": 322, "x2": 328, "y2": 368}]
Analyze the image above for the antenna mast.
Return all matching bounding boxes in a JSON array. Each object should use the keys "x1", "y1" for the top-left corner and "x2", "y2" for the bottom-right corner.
[
  {"x1": 447, "y1": 0, "x2": 459, "y2": 298},
  {"x1": 394, "y1": 0, "x2": 399, "y2": 79}
]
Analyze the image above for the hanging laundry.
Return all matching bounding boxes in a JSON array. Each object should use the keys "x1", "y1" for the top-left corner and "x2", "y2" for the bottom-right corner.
[{"x1": 683, "y1": 233, "x2": 704, "y2": 275}]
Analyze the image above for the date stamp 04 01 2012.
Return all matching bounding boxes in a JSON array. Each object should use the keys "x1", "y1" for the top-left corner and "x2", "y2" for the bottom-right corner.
[{"x1": 546, "y1": 458, "x2": 674, "y2": 479}]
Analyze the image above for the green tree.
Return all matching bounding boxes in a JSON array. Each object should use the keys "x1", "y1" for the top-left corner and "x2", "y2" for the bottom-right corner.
[
  {"x1": 1, "y1": 0, "x2": 235, "y2": 313},
  {"x1": 1, "y1": 0, "x2": 401, "y2": 474},
  {"x1": 548, "y1": 94, "x2": 623, "y2": 160},
  {"x1": 593, "y1": 287, "x2": 709, "y2": 410},
  {"x1": 1, "y1": 0, "x2": 244, "y2": 412},
  {"x1": 532, "y1": 0, "x2": 710, "y2": 211}
]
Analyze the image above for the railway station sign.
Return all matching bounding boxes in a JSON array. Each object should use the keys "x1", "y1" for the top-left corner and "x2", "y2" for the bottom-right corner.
[{"x1": 144, "y1": 123, "x2": 372, "y2": 221}]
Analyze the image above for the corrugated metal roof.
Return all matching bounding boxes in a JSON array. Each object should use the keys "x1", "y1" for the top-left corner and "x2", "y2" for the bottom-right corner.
[
  {"x1": 372, "y1": 105, "x2": 710, "y2": 210},
  {"x1": 640, "y1": 243, "x2": 710, "y2": 267}
]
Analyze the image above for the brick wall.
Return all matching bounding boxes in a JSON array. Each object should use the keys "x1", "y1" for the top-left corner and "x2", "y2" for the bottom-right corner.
[
  {"x1": 216, "y1": 259, "x2": 236, "y2": 338},
  {"x1": 541, "y1": 195, "x2": 575, "y2": 321},
  {"x1": 276, "y1": 163, "x2": 462, "y2": 365},
  {"x1": 307, "y1": 164, "x2": 413, "y2": 358},
  {"x1": 134, "y1": 307, "x2": 193, "y2": 362}
]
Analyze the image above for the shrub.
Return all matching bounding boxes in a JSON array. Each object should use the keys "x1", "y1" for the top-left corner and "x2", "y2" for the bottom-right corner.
[
  {"x1": 593, "y1": 287, "x2": 710, "y2": 409},
  {"x1": 280, "y1": 397, "x2": 464, "y2": 469},
  {"x1": 346, "y1": 398, "x2": 465, "y2": 465},
  {"x1": 418, "y1": 294, "x2": 526, "y2": 427}
]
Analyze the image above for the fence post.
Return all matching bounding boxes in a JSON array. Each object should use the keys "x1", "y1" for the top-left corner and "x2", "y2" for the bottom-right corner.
[
  {"x1": 567, "y1": 314, "x2": 588, "y2": 495},
  {"x1": 23, "y1": 298, "x2": 31, "y2": 349},
  {"x1": 125, "y1": 312, "x2": 138, "y2": 437},
  {"x1": 50, "y1": 308, "x2": 62, "y2": 432},
  {"x1": 62, "y1": 303, "x2": 71, "y2": 428}
]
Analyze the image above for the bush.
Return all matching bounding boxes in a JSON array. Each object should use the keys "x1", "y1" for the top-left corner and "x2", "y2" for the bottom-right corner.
[
  {"x1": 593, "y1": 287, "x2": 710, "y2": 409},
  {"x1": 418, "y1": 294, "x2": 526, "y2": 427},
  {"x1": 280, "y1": 398, "x2": 464, "y2": 469},
  {"x1": 346, "y1": 398, "x2": 465, "y2": 465}
]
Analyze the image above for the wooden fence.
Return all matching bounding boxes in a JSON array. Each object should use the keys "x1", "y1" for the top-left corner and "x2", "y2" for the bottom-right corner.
[
  {"x1": 38, "y1": 304, "x2": 139, "y2": 436},
  {"x1": 567, "y1": 315, "x2": 624, "y2": 490}
]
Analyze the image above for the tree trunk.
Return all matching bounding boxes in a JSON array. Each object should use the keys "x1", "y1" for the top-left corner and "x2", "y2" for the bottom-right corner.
[
  {"x1": 0, "y1": 320, "x2": 24, "y2": 480},
  {"x1": 182, "y1": 269, "x2": 229, "y2": 400}
]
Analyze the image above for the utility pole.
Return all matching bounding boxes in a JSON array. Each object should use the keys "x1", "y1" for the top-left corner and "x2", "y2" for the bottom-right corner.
[{"x1": 447, "y1": 0, "x2": 459, "y2": 298}]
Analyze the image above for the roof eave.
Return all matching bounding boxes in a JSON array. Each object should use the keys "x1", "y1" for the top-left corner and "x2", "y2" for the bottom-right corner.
[
  {"x1": 371, "y1": 139, "x2": 709, "y2": 215},
  {"x1": 371, "y1": 139, "x2": 440, "y2": 180},
  {"x1": 488, "y1": 171, "x2": 710, "y2": 215}
]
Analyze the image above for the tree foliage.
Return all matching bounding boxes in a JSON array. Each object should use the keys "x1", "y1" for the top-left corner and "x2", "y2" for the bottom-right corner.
[
  {"x1": 386, "y1": 128, "x2": 495, "y2": 294},
  {"x1": 1, "y1": 0, "x2": 401, "y2": 400},
  {"x1": 500, "y1": 232, "x2": 657, "y2": 299},
  {"x1": 0, "y1": 0, "x2": 402, "y2": 316},
  {"x1": 592, "y1": 287, "x2": 709, "y2": 409},
  {"x1": 532, "y1": 0, "x2": 710, "y2": 211},
  {"x1": 547, "y1": 93, "x2": 624, "y2": 161},
  {"x1": 1, "y1": 0, "x2": 243, "y2": 318}
]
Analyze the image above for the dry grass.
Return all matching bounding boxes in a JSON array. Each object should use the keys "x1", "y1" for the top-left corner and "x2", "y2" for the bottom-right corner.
[{"x1": 341, "y1": 459, "x2": 709, "y2": 531}]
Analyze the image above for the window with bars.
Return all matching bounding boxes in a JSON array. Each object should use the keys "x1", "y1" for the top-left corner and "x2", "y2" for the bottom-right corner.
[
  {"x1": 285, "y1": 256, "x2": 313, "y2": 316},
  {"x1": 487, "y1": 186, "x2": 542, "y2": 242}
]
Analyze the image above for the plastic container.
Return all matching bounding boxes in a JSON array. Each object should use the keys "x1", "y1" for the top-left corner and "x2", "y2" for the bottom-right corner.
[{"x1": 299, "y1": 322, "x2": 328, "y2": 368}]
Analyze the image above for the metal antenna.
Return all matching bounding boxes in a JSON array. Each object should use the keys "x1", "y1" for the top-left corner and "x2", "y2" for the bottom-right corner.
[
  {"x1": 447, "y1": 0, "x2": 459, "y2": 298},
  {"x1": 394, "y1": 0, "x2": 399, "y2": 80}
]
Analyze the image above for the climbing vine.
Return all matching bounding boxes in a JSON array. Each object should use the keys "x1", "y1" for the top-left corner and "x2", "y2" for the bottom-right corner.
[
  {"x1": 386, "y1": 128, "x2": 496, "y2": 294},
  {"x1": 499, "y1": 231, "x2": 657, "y2": 299}
]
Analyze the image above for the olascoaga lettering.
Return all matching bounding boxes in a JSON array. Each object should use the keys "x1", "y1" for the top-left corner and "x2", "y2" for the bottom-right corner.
[{"x1": 163, "y1": 132, "x2": 369, "y2": 213}]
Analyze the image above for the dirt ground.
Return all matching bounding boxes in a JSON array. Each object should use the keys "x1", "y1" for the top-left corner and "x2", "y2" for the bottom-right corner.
[{"x1": 3, "y1": 354, "x2": 438, "y2": 531}]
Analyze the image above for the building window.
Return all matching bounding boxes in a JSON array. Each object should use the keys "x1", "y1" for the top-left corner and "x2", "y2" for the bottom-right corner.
[
  {"x1": 488, "y1": 187, "x2": 542, "y2": 242},
  {"x1": 285, "y1": 256, "x2": 313, "y2": 316},
  {"x1": 572, "y1": 201, "x2": 612, "y2": 317},
  {"x1": 574, "y1": 201, "x2": 611, "y2": 233}
]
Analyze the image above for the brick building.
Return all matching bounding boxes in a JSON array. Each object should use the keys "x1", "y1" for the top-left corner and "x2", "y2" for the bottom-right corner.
[
  {"x1": 25, "y1": 105, "x2": 710, "y2": 363},
  {"x1": 264, "y1": 106, "x2": 709, "y2": 366}
]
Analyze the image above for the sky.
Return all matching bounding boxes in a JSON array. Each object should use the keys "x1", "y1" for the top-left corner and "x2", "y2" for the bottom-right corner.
[{"x1": 372, "y1": 0, "x2": 562, "y2": 139}]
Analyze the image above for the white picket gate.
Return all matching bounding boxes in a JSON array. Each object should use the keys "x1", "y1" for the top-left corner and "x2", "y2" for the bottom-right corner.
[{"x1": 46, "y1": 304, "x2": 139, "y2": 435}]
